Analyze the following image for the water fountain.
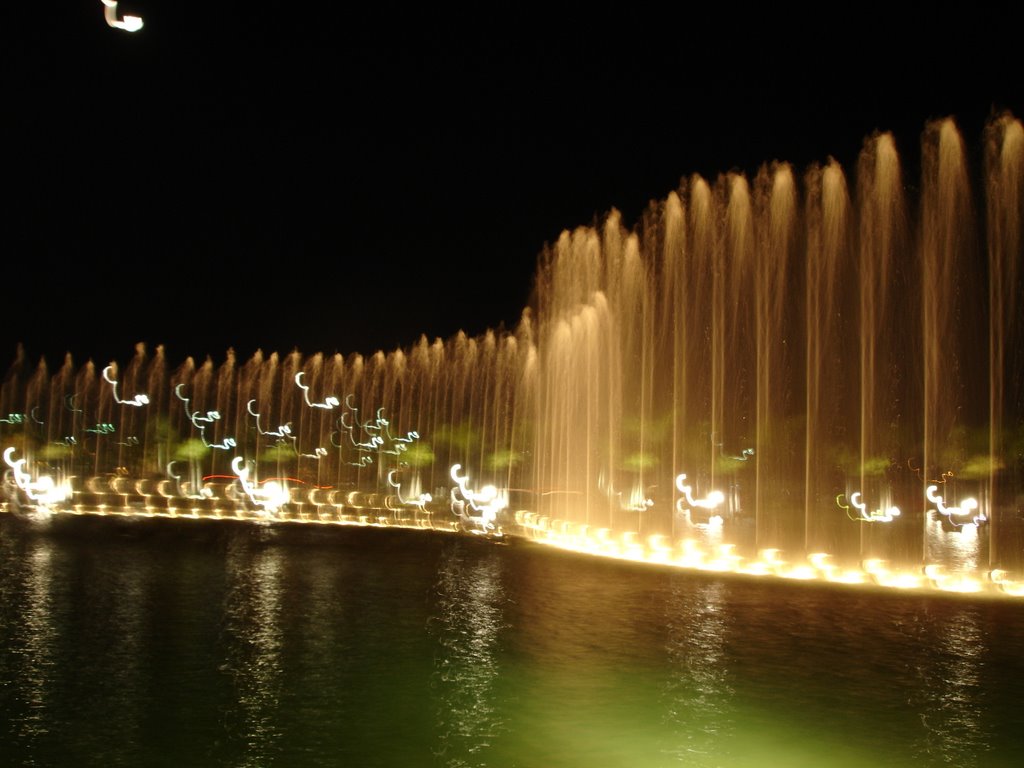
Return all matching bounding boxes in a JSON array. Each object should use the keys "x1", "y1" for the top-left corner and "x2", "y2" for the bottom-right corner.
[
  {"x1": 529, "y1": 114, "x2": 1024, "y2": 593},
  {"x1": 2, "y1": 115, "x2": 1022, "y2": 595}
]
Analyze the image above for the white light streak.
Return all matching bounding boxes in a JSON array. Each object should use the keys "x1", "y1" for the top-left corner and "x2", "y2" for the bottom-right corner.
[
  {"x1": 336, "y1": 397, "x2": 419, "y2": 460},
  {"x1": 449, "y1": 463, "x2": 506, "y2": 533},
  {"x1": 102, "y1": 366, "x2": 150, "y2": 407},
  {"x1": 925, "y1": 484, "x2": 986, "y2": 528},
  {"x1": 231, "y1": 456, "x2": 289, "y2": 513},
  {"x1": 675, "y1": 473, "x2": 725, "y2": 509},
  {"x1": 295, "y1": 372, "x2": 340, "y2": 409},
  {"x1": 176, "y1": 384, "x2": 234, "y2": 448},
  {"x1": 101, "y1": 1, "x2": 143, "y2": 32},
  {"x1": 838, "y1": 492, "x2": 901, "y2": 523},
  {"x1": 202, "y1": 435, "x2": 237, "y2": 451},
  {"x1": 3, "y1": 447, "x2": 69, "y2": 507},
  {"x1": 387, "y1": 469, "x2": 432, "y2": 510},
  {"x1": 246, "y1": 400, "x2": 291, "y2": 437},
  {"x1": 165, "y1": 461, "x2": 212, "y2": 500}
]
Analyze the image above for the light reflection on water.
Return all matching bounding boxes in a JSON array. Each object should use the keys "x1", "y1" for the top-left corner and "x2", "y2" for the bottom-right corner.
[
  {"x1": 222, "y1": 532, "x2": 285, "y2": 766},
  {"x1": 660, "y1": 579, "x2": 735, "y2": 765},
  {"x1": 10, "y1": 538, "x2": 56, "y2": 761},
  {"x1": 430, "y1": 543, "x2": 508, "y2": 766},
  {"x1": 1, "y1": 516, "x2": 1022, "y2": 767},
  {"x1": 908, "y1": 606, "x2": 989, "y2": 766}
]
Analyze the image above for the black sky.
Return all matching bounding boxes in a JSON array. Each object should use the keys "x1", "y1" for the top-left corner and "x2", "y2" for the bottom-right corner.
[{"x1": 4, "y1": 2, "x2": 1021, "y2": 370}]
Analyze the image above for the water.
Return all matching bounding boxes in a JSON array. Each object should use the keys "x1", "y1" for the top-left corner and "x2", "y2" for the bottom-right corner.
[
  {"x1": 2, "y1": 514, "x2": 1023, "y2": 767},
  {"x1": 532, "y1": 114, "x2": 1024, "y2": 578},
  {"x1": 1, "y1": 114, "x2": 1023, "y2": 589}
]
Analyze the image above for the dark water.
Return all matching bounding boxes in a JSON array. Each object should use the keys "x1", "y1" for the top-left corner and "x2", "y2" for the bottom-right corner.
[{"x1": 1, "y1": 516, "x2": 1023, "y2": 767}]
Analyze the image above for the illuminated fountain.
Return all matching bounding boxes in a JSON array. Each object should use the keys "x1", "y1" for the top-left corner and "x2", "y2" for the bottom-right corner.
[
  {"x1": 1, "y1": 331, "x2": 536, "y2": 533},
  {"x1": 528, "y1": 113, "x2": 1024, "y2": 593},
  {"x1": 2, "y1": 115, "x2": 1023, "y2": 596}
]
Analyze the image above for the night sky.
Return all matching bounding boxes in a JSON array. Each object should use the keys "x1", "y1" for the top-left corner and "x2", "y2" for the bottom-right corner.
[{"x1": 5, "y1": 2, "x2": 1021, "y2": 370}]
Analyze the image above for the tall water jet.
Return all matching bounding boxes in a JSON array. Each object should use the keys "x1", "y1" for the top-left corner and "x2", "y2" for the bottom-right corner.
[
  {"x1": 536, "y1": 227, "x2": 612, "y2": 530},
  {"x1": 716, "y1": 174, "x2": 757, "y2": 530},
  {"x1": 986, "y1": 114, "x2": 1024, "y2": 574},
  {"x1": 920, "y1": 118, "x2": 987, "y2": 569},
  {"x1": 754, "y1": 163, "x2": 802, "y2": 552},
  {"x1": 684, "y1": 177, "x2": 719, "y2": 520},
  {"x1": 856, "y1": 131, "x2": 913, "y2": 563},
  {"x1": 143, "y1": 345, "x2": 168, "y2": 475},
  {"x1": 804, "y1": 159, "x2": 857, "y2": 560}
]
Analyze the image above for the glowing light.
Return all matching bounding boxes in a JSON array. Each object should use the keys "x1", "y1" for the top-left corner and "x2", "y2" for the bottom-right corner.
[
  {"x1": 386, "y1": 469, "x2": 432, "y2": 510},
  {"x1": 295, "y1": 372, "x2": 340, "y2": 409},
  {"x1": 449, "y1": 463, "x2": 506, "y2": 533},
  {"x1": 231, "y1": 456, "x2": 289, "y2": 513},
  {"x1": 102, "y1": 366, "x2": 150, "y2": 407},
  {"x1": 202, "y1": 435, "x2": 237, "y2": 451},
  {"x1": 86, "y1": 423, "x2": 116, "y2": 435},
  {"x1": 859, "y1": 558, "x2": 925, "y2": 589},
  {"x1": 165, "y1": 461, "x2": 213, "y2": 500},
  {"x1": 712, "y1": 434, "x2": 755, "y2": 462},
  {"x1": 333, "y1": 396, "x2": 420, "y2": 463},
  {"x1": 626, "y1": 484, "x2": 654, "y2": 512},
  {"x1": 338, "y1": 410, "x2": 384, "y2": 451},
  {"x1": 175, "y1": 384, "x2": 221, "y2": 428},
  {"x1": 839, "y1": 492, "x2": 901, "y2": 523},
  {"x1": 849, "y1": 492, "x2": 865, "y2": 513},
  {"x1": 386, "y1": 425, "x2": 419, "y2": 443},
  {"x1": 246, "y1": 400, "x2": 291, "y2": 437},
  {"x1": 925, "y1": 485, "x2": 987, "y2": 528},
  {"x1": 675, "y1": 473, "x2": 725, "y2": 509},
  {"x1": 991, "y1": 570, "x2": 1024, "y2": 597},
  {"x1": 101, "y1": 0, "x2": 143, "y2": 32},
  {"x1": 3, "y1": 447, "x2": 70, "y2": 507},
  {"x1": 647, "y1": 534, "x2": 673, "y2": 562},
  {"x1": 343, "y1": 454, "x2": 375, "y2": 468},
  {"x1": 0, "y1": 413, "x2": 25, "y2": 424},
  {"x1": 176, "y1": 384, "x2": 235, "y2": 449}
]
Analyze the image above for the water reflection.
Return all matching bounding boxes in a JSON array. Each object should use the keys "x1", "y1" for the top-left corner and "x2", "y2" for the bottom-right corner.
[
  {"x1": 660, "y1": 577, "x2": 736, "y2": 765},
  {"x1": 9, "y1": 537, "x2": 57, "y2": 761},
  {"x1": 3, "y1": 518, "x2": 1024, "y2": 766},
  {"x1": 222, "y1": 534, "x2": 285, "y2": 766},
  {"x1": 100, "y1": 542, "x2": 148, "y2": 761},
  {"x1": 924, "y1": 517, "x2": 988, "y2": 581},
  {"x1": 909, "y1": 606, "x2": 991, "y2": 766},
  {"x1": 430, "y1": 541, "x2": 508, "y2": 766}
]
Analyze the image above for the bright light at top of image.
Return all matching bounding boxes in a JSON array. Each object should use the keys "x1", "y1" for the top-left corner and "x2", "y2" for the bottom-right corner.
[{"x1": 102, "y1": 1, "x2": 143, "y2": 32}]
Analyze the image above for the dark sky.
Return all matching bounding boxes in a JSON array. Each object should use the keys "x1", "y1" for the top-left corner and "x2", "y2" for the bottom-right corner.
[{"x1": 4, "y1": 2, "x2": 1021, "y2": 369}]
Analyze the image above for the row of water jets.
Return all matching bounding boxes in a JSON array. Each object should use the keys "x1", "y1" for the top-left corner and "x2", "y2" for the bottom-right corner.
[
  {"x1": 3, "y1": 114, "x2": 1023, "y2": 595},
  {"x1": 1, "y1": 349, "x2": 513, "y2": 536}
]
